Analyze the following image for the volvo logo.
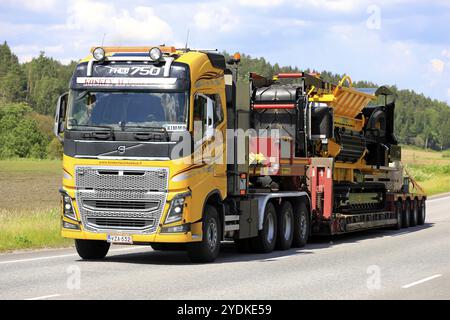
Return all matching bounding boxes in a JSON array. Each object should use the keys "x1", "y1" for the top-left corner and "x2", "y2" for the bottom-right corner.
[{"x1": 117, "y1": 146, "x2": 126, "y2": 154}]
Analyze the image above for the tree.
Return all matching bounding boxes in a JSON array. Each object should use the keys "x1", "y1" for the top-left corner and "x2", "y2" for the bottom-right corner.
[{"x1": 0, "y1": 102, "x2": 47, "y2": 158}]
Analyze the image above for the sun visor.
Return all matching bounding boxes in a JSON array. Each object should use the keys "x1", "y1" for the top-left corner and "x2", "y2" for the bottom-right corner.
[{"x1": 70, "y1": 61, "x2": 189, "y2": 91}]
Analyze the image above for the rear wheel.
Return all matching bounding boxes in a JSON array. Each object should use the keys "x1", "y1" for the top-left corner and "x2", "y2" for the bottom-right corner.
[
  {"x1": 402, "y1": 200, "x2": 411, "y2": 228},
  {"x1": 251, "y1": 202, "x2": 277, "y2": 253},
  {"x1": 292, "y1": 201, "x2": 310, "y2": 248},
  {"x1": 394, "y1": 201, "x2": 403, "y2": 230},
  {"x1": 75, "y1": 239, "x2": 110, "y2": 260},
  {"x1": 418, "y1": 199, "x2": 426, "y2": 225},
  {"x1": 276, "y1": 201, "x2": 294, "y2": 250},
  {"x1": 410, "y1": 199, "x2": 419, "y2": 227},
  {"x1": 187, "y1": 205, "x2": 221, "y2": 263}
]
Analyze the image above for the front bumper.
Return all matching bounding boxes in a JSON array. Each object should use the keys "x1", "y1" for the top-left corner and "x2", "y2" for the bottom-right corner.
[{"x1": 61, "y1": 221, "x2": 203, "y2": 243}]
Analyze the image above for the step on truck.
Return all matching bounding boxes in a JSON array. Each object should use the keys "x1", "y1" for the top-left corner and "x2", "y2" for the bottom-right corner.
[{"x1": 54, "y1": 46, "x2": 426, "y2": 262}]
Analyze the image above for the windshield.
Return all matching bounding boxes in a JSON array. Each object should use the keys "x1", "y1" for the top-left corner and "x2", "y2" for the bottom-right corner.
[{"x1": 66, "y1": 90, "x2": 188, "y2": 131}]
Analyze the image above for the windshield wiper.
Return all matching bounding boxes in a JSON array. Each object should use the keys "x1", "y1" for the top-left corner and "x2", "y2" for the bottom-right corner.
[
  {"x1": 70, "y1": 124, "x2": 115, "y2": 140},
  {"x1": 121, "y1": 124, "x2": 169, "y2": 142}
]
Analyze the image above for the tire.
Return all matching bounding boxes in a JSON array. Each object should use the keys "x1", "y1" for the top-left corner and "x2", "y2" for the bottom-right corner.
[
  {"x1": 402, "y1": 199, "x2": 411, "y2": 228},
  {"x1": 276, "y1": 201, "x2": 294, "y2": 250},
  {"x1": 394, "y1": 200, "x2": 403, "y2": 230},
  {"x1": 151, "y1": 243, "x2": 186, "y2": 251},
  {"x1": 250, "y1": 202, "x2": 277, "y2": 253},
  {"x1": 75, "y1": 239, "x2": 110, "y2": 260},
  {"x1": 410, "y1": 199, "x2": 419, "y2": 227},
  {"x1": 292, "y1": 201, "x2": 310, "y2": 248},
  {"x1": 187, "y1": 205, "x2": 221, "y2": 263},
  {"x1": 418, "y1": 199, "x2": 426, "y2": 225}
]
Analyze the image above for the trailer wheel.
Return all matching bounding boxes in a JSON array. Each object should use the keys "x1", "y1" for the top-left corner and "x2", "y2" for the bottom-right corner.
[
  {"x1": 187, "y1": 205, "x2": 221, "y2": 263},
  {"x1": 410, "y1": 199, "x2": 419, "y2": 227},
  {"x1": 75, "y1": 239, "x2": 110, "y2": 260},
  {"x1": 292, "y1": 201, "x2": 310, "y2": 248},
  {"x1": 418, "y1": 199, "x2": 426, "y2": 225},
  {"x1": 402, "y1": 200, "x2": 411, "y2": 228},
  {"x1": 394, "y1": 201, "x2": 403, "y2": 230},
  {"x1": 251, "y1": 202, "x2": 277, "y2": 253},
  {"x1": 276, "y1": 201, "x2": 294, "y2": 250}
]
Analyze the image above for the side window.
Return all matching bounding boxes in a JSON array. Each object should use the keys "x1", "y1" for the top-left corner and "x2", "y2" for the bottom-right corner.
[
  {"x1": 212, "y1": 94, "x2": 224, "y2": 127},
  {"x1": 193, "y1": 95, "x2": 207, "y2": 141}
]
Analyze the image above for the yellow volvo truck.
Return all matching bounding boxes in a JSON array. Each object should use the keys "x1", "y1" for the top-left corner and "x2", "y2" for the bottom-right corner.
[{"x1": 55, "y1": 46, "x2": 426, "y2": 263}]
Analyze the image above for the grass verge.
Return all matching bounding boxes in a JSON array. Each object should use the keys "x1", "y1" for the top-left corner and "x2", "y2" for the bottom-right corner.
[
  {"x1": 401, "y1": 146, "x2": 450, "y2": 196},
  {"x1": 0, "y1": 208, "x2": 73, "y2": 252}
]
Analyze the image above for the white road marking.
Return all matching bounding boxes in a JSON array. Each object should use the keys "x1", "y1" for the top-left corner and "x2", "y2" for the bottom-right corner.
[
  {"x1": 25, "y1": 294, "x2": 61, "y2": 300},
  {"x1": 0, "y1": 246, "x2": 145, "y2": 265},
  {"x1": 402, "y1": 274, "x2": 442, "y2": 289}
]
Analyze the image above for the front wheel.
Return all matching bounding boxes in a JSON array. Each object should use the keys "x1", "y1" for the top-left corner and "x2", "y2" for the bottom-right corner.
[
  {"x1": 187, "y1": 205, "x2": 221, "y2": 263},
  {"x1": 75, "y1": 239, "x2": 110, "y2": 260}
]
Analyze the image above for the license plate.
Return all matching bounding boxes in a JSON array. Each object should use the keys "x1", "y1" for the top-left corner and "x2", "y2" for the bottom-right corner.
[{"x1": 107, "y1": 235, "x2": 133, "y2": 244}]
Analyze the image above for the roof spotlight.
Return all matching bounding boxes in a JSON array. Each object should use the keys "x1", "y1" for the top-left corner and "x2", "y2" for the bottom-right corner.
[
  {"x1": 149, "y1": 47, "x2": 162, "y2": 61},
  {"x1": 93, "y1": 47, "x2": 106, "y2": 61}
]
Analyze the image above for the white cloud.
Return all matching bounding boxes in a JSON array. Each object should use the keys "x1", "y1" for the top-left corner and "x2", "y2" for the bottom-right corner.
[
  {"x1": 442, "y1": 49, "x2": 450, "y2": 59},
  {"x1": 66, "y1": 0, "x2": 173, "y2": 44},
  {"x1": 239, "y1": 0, "x2": 284, "y2": 7},
  {"x1": 292, "y1": 0, "x2": 361, "y2": 12},
  {"x1": 0, "y1": 0, "x2": 58, "y2": 12},
  {"x1": 430, "y1": 58, "x2": 445, "y2": 73},
  {"x1": 11, "y1": 44, "x2": 65, "y2": 62},
  {"x1": 448, "y1": 88, "x2": 450, "y2": 98},
  {"x1": 194, "y1": 5, "x2": 239, "y2": 33}
]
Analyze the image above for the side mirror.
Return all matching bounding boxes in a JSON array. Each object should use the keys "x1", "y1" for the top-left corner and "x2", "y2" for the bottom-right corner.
[
  {"x1": 205, "y1": 97, "x2": 215, "y2": 141},
  {"x1": 54, "y1": 92, "x2": 69, "y2": 142}
]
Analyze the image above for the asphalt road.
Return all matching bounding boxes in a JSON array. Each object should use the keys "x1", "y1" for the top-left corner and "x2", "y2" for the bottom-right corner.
[{"x1": 0, "y1": 196, "x2": 449, "y2": 300}]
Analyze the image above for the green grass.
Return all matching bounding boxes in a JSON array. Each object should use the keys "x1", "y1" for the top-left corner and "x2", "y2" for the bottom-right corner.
[
  {"x1": 401, "y1": 146, "x2": 450, "y2": 196},
  {"x1": 0, "y1": 208, "x2": 72, "y2": 252},
  {"x1": 0, "y1": 158, "x2": 71, "y2": 252}
]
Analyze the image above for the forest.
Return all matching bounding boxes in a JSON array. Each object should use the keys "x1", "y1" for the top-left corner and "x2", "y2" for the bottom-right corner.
[{"x1": 0, "y1": 41, "x2": 449, "y2": 159}]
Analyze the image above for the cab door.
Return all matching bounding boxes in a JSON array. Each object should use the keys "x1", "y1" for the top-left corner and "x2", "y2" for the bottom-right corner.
[{"x1": 192, "y1": 93, "x2": 226, "y2": 177}]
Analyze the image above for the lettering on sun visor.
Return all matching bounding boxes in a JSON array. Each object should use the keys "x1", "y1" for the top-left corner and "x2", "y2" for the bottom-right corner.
[
  {"x1": 76, "y1": 77, "x2": 177, "y2": 87},
  {"x1": 102, "y1": 66, "x2": 163, "y2": 76}
]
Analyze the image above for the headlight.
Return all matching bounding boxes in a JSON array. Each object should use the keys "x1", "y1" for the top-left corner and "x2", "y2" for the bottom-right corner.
[
  {"x1": 93, "y1": 47, "x2": 106, "y2": 61},
  {"x1": 60, "y1": 190, "x2": 77, "y2": 221},
  {"x1": 149, "y1": 47, "x2": 162, "y2": 61},
  {"x1": 165, "y1": 192, "x2": 190, "y2": 224}
]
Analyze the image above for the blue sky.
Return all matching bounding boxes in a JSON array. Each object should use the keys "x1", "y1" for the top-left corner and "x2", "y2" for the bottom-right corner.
[{"x1": 0, "y1": 0, "x2": 449, "y2": 103}]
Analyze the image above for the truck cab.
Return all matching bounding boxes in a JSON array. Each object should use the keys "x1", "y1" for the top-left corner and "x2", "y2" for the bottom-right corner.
[{"x1": 55, "y1": 46, "x2": 230, "y2": 262}]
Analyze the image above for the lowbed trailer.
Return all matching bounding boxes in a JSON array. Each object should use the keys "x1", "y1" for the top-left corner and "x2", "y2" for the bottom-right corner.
[{"x1": 54, "y1": 46, "x2": 426, "y2": 262}]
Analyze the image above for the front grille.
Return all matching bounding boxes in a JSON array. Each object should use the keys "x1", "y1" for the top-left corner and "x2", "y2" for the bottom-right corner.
[
  {"x1": 83, "y1": 199, "x2": 160, "y2": 211},
  {"x1": 75, "y1": 166, "x2": 168, "y2": 234},
  {"x1": 76, "y1": 167, "x2": 168, "y2": 191},
  {"x1": 87, "y1": 218, "x2": 154, "y2": 229}
]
